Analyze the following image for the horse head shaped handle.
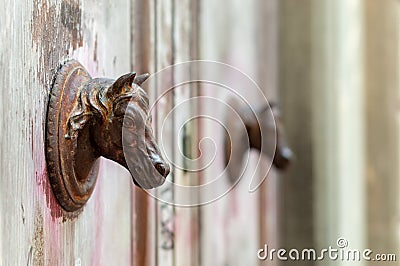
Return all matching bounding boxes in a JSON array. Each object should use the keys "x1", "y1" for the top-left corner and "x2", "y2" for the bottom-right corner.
[
  {"x1": 224, "y1": 99, "x2": 293, "y2": 184},
  {"x1": 46, "y1": 60, "x2": 169, "y2": 211}
]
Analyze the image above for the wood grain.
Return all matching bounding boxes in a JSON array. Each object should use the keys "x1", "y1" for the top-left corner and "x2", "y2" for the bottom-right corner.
[
  {"x1": 153, "y1": 0, "x2": 175, "y2": 265},
  {"x1": 173, "y1": 1, "x2": 201, "y2": 265},
  {"x1": 199, "y1": 1, "x2": 264, "y2": 265},
  {"x1": 1, "y1": 0, "x2": 133, "y2": 264}
]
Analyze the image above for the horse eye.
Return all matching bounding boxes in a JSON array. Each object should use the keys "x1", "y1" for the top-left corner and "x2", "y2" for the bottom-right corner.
[{"x1": 124, "y1": 117, "x2": 135, "y2": 128}]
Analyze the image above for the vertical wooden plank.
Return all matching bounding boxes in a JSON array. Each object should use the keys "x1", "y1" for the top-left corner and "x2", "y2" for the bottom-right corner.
[
  {"x1": 278, "y1": 1, "x2": 315, "y2": 262},
  {"x1": 0, "y1": 2, "x2": 37, "y2": 264},
  {"x1": 199, "y1": 1, "x2": 263, "y2": 265},
  {"x1": 54, "y1": 1, "x2": 134, "y2": 264},
  {"x1": 172, "y1": 1, "x2": 201, "y2": 266},
  {"x1": 49, "y1": 0, "x2": 134, "y2": 264},
  {"x1": 131, "y1": 0, "x2": 155, "y2": 265},
  {"x1": 312, "y1": 1, "x2": 366, "y2": 266},
  {"x1": 153, "y1": 0, "x2": 175, "y2": 265},
  {"x1": 1, "y1": 0, "x2": 134, "y2": 264},
  {"x1": 364, "y1": 0, "x2": 400, "y2": 260},
  {"x1": 255, "y1": 1, "x2": 280, "y2": 265}
]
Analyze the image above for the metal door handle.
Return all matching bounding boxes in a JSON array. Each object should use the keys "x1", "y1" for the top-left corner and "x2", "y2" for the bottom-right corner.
[
  {"x1": 46, "y1": 60, "x2": 169, "y2": 211},
  {"x1": 224, "y1": 100, "x2": 292, "y2": 183}
]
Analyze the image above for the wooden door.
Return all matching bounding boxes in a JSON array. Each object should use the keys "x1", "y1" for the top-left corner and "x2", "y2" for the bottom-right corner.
[
  {"x1": 0, "y1": 0, "x2": 201, "y2": 265},
  {"x1": 1, "y1": 0, "x2": 137, "y2": 264}
]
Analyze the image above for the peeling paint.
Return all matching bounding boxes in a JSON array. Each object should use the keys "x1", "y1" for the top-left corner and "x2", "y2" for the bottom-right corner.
[
  {"x1": 60, "y1": 1, "x2": 83, "y2": 49},
  {"x1": 27, "y1": 246, "x2": 33, "y2": 266},
  {"x1": 31, "y1": 0, "x2": 83, "y2": 85},
  {"x1": 93, "y1": 34, "x2": 98, "y2": 62},
  {"x1": 37, "y1": 170, "x2": 82, "y2": 221},
  {"x1": 31, "y1": 0, "x2": 84, "y2": 222},
  {"x1": 21, "y1": 203, "x2": 26, "y2": 225},
  {"x1": 3, "y1": 0, "x2": 134, "y2": 264},
  {"x1": 33, "y1": 210, "x2": 44, "y2": 266}
]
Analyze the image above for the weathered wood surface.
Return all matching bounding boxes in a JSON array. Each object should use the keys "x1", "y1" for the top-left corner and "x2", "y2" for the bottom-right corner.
[
  {"x1": 364, "y1": 0, "x2": 400, "y2": 263},
  {"x1": 1, "y1": 0, "x2": 134, "y2": 264},
  {"x1": 4, "y1": 0, "x2": 398, "y2": 265},
  {"x1": 131, "y1": 0, "x2": 154, "y2": 265},
  {"x1": 152, "y1": 0, "x2": 175, "y2": 265},
  {"x1": 312, "y1": 1, "x2": 365, "y2": 266},
  {"x1": 255, "y1": 1, "x2": 280, "y2": 265},
  {"x1": 173, "y1": 1, "x2": 201, "y2": 266},
  {"x1": 278, "y1": 2, "x2": 315, "y2": 264},
  {"x1": 199, "y1": 1, "x2": 267, "y2": 265}
]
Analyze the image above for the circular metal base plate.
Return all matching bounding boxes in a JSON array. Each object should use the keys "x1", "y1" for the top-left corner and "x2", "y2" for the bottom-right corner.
[{"x1": 46, "y1": 60, "x2": 99, "y2": 212}]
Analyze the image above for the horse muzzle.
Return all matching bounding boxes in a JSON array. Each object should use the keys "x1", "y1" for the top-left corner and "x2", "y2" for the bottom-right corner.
[
  {"x1": 121, "y1": 130, "x2": 170, "y2": 189},
  {"x1": 273, "y1": 147, "x2": 293, "y2": 170}
]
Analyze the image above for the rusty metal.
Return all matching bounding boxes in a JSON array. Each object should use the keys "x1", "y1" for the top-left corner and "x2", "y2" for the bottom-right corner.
[
  {"x1": 224, "y1": 100, "x2": 293, "y2": 182},
  {"x1": 46, "y1": 60, "x2": 169, "y2": 211}
]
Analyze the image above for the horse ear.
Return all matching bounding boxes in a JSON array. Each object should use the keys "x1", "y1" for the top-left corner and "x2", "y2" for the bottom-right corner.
[
  {"x1": 134, "y1": 73, "x2": 150, "y2": 86},
  {"x1": 107, "y1": 72, "x2": 136, "y2": 98}
]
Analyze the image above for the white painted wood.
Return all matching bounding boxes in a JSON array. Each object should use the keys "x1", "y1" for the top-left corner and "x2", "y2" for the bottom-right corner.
[
  {"x1": 152, "y1": 1, "x2": 175, "y2": 265},
  {"x1": 199, "y1": 1, "x2": 267, "y2": 265},
  {"x1": 173, "y1": 1, "x2": 201, "y2": 266},
  {"x1": 255, "y1": 2, "x2": 281, "y2": 265},
  {"x1": 0, "y1": 0, "x2": 134, "y2": 264},
  {"x1": 312, "y1": 1, "x2": 366, "y2": 266}
]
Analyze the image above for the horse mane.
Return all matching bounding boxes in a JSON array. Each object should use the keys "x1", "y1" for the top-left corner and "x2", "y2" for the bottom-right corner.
[{"x1": 66, "y1": 76, "x2": 149, "y2": 138}]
